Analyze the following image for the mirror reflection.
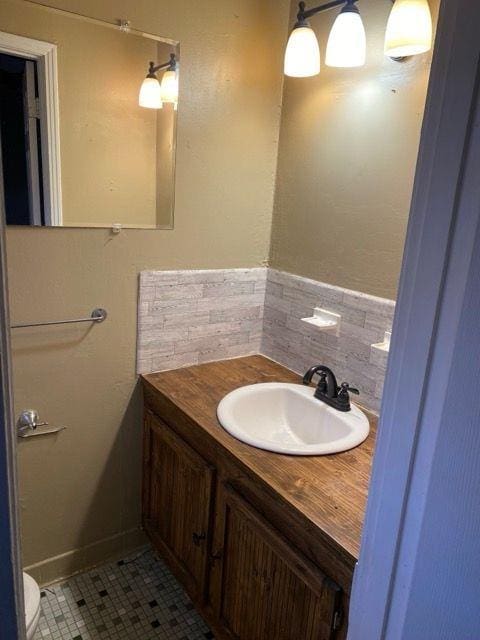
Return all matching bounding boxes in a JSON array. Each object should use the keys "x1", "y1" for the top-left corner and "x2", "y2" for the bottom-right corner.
[{"x1": 0, "y1": 0, "x2": 178, "y2": 228}]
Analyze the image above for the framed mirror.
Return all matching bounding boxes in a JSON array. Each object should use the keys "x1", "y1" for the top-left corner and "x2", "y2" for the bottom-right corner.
[{"x1": 0, "y1": 0, "x2": 179, "y2": 229}]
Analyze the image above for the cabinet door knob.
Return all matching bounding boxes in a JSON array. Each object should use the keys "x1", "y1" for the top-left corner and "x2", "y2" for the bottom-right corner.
[
  {"x1": 210, "y1": 549, "x2": 223, "y2": 563},
  {"x1": 192, "y1": 532, "x2": 206, "y2": 546}
]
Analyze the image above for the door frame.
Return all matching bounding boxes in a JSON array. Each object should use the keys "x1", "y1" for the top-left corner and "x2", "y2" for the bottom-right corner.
[
  {"x1": 0, "y1": 30, "x2": 62, "y2": 225},
  {"x1": 23, "y1": 59, "x2": 43, "y2": 225},
  {"x1": 348, "y1": 0, "x2": 480, "y2": 637},
  {"x1": 0, "y1": 145, "x2": 25, "y2": 638}
]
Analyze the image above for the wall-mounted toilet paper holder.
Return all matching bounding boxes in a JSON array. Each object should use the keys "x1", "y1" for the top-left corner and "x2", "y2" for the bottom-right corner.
[{"x1": 17, "y1": 409, "x2": 66, "y2": 438}]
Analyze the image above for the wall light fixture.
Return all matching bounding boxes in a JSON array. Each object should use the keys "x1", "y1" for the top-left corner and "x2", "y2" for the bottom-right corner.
[
  {"x1": 384, "y1": 0, "x2": 432, "y2": 58},
  {"x1": 139, "y1": 53, "x2": 179, "y2": 109},
  {"x1": 284, "y1": 0, "x2": 432, "y2": 77}
]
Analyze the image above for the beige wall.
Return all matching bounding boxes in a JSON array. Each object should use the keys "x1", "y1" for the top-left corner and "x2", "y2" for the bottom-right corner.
[
  {"x1": 0, "y1": 0, "x2": 177, "y2": 227},
  {"x1": 269, "y1": 0, "x2": 439, "y2": 299},
  {"x1": 7, "y1": 0, "x2": 289, "y2": 581}
]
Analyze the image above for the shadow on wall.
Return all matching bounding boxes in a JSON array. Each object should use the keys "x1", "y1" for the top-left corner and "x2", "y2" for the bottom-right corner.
[
  {"x1": 17, "y1": 361, "x2": 146, "y2": 585},
  {"x1": 70, "y1": 380, "x2": 146, "y2": 574}
]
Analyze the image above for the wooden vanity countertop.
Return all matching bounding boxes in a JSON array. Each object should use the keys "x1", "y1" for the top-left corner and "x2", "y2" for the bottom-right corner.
[{"x1": 141, "y1": 355, "x2": 377, "y2": 566}]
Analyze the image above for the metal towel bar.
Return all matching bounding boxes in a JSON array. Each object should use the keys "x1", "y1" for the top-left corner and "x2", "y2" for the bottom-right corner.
[{"x1": 11, "y1": 308, "x2": 107, "y2": 329}]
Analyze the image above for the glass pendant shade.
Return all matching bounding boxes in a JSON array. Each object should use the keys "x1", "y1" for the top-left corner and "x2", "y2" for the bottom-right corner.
[
  {"x1": 284, "y1": 25, "x2": 321, "y2": 77},
  {"x1": 384, "y1": 0, "x2": 432, "y2": 58},
  {"x1": 160, "y1": 69, "x2": 179, "y2": 105},
  {"x1": 139, "y1": 76, "x2": 162, "y2": 109},
  {"x1": 325, "y1": 8, "x2": 366, "y2": 67}
]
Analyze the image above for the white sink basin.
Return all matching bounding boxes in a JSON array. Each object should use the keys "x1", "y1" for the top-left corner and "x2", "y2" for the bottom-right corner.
[{"x1": 217, "y1": 383, "x2": 369, "y2": 456}]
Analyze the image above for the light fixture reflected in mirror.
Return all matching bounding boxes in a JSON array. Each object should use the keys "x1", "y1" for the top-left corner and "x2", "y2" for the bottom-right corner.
[
  {"x1": 284, "y1": 0, "x2": 432, "y2": 78},
  {"x1": 384, "y1": 0, "x2": 432, "y2": 59},
  {"x1": 139, "y1": 75, "x2": 163, "y2": 109},
  {"x1": 160, "y1": 68, "x2": 179, "y2": 110},
  {"x1": 139, "y1": 53, "x2": 178, "y2": 109}
]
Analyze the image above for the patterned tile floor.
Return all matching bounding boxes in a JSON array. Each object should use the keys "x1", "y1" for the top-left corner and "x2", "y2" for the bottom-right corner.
[{"x1": 34, "y1": 547, "x2": 214, "y2": 640}]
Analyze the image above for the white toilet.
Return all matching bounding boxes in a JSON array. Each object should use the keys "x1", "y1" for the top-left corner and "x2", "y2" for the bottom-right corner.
[{"x1": 23, "y1": 572, "x2": 41, "y2": 639}]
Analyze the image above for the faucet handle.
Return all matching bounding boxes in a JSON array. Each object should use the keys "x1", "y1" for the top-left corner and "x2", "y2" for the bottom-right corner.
[
  {"x1": 336, "y1": 383, "x2": 360, "y2": 411},
  {"x1": 339, "y1": 382, "x2": 359, "y2": 395}
]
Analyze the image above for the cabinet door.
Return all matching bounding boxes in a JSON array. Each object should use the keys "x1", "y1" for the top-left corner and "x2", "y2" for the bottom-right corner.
[
  {"x1": 143, "y1": 410, "x2": 215, "y2": 601},
  {"x1": 210, "y1": 485, "x2": 342, "y2": 640}
]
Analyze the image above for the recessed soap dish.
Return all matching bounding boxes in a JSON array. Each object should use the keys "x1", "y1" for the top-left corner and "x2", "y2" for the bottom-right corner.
[
  {"x1": 301, "y1": 308, "x2": 341, "y2": 331},
  {"x1": 371, "y1": 331, "x2": 392, "y2": 353}
]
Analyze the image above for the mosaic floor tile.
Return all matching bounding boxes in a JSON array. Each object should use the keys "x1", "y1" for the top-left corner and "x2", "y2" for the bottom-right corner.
[{"x1": 34, "y1": 547, "x2": 214, "y2": 640}]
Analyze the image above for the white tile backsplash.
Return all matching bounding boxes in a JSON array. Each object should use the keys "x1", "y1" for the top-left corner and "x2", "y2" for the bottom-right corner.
[
  {"x1": 137, "y1": 267, "x2": 395, "y2": 413},
  {"x1": 261, "y1": 270, "x2": 395, "y2": 412},
  {"x1": 137, "y1": 269, "x2": 266, "y2": 375}
]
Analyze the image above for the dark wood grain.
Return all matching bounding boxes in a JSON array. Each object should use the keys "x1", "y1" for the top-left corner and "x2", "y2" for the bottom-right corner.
[
  {"x1": 211, "y1": 484, "x2": 341, "y2": 640},
  {"x1": 143, "y1": 411, "x2": 216, "y2": 602},
  {"x1": 142, "y1": 355, "x2": 377, "y2": 565}
]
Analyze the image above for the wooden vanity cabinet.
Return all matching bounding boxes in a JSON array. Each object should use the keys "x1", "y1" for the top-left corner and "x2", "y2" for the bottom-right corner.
[
  {"x1": 209, "y1": 484, "x2": 342, "y2": 640},
  {"x1": 142, "y1": 410, "x2": 215, "y2": 602},
  {"x1": 142, "y1": 405, "x2": 344, "y2": 640}
]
